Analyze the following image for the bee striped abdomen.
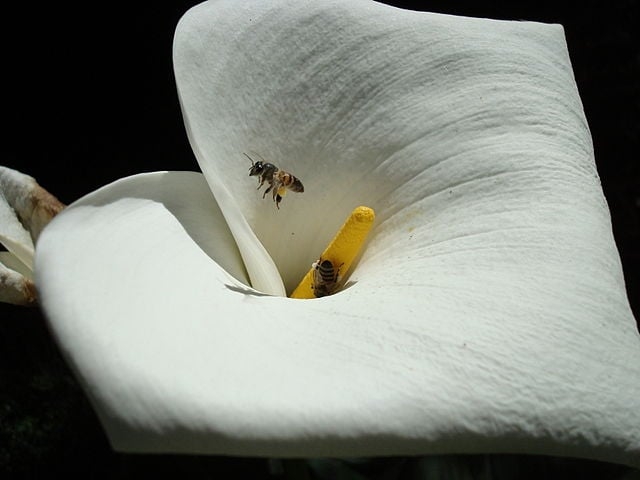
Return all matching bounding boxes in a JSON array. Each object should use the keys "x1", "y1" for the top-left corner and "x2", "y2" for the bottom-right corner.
[
  {"x1": 317, "y1": 260, "x2": 336, "y2": 281},
  {"x1": 312, "y1": 259, "x2": 341, "y2": 297},
  {"x1": 277, "y1": 172, "x2": 304, "y2": 192},
  {"x1": 287, "y1": 175, "x2": 304, "y2": 193}
]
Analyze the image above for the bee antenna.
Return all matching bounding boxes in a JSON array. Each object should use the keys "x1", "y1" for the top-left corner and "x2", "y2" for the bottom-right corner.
[
  {"x1": 249, "y1": 150, "x2": 268, "y2": 162},
  {"x1": 243, "y1": 152, "x2": 255, "y2": 166}
]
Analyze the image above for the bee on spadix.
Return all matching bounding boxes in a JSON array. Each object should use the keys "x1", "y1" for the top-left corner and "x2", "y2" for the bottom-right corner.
[{"x1": 311, "y1": 258, "x2": 343, "y2": 297}]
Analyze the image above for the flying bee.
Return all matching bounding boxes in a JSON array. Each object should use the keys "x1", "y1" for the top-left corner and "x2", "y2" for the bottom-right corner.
[
  {"x1": 312, "y1": 258, "x2": 343, "y2": 298},
  {"x1": 244, "y1": 152, "x2": 304, "y2": 209}
]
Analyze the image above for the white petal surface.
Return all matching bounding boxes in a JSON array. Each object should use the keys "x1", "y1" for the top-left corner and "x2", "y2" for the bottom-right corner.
[
  {"x1": 36, "y1": 0, "x2": 640, "y2": 468},
  {"x1": 37, "y1": 165, "x2": 640, "y2": 465}
]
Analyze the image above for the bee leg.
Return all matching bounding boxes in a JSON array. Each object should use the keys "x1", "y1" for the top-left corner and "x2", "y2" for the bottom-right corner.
[
  {"x1": 275, "y1": 194, "x2": 282, "y2": 209},
  {"x1": 263, "y1": 184, "x2": 273, "y2": 199}
]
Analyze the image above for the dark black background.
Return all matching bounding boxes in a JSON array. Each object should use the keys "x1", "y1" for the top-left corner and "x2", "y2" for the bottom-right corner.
[{"x1": 1, "y1": 1, "x2": 638, "y2": 478}]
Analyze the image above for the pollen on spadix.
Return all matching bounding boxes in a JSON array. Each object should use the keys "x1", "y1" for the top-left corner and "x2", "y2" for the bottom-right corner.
[{"x1": 290, "y1": 206, "x2": 375, "y2": 299}]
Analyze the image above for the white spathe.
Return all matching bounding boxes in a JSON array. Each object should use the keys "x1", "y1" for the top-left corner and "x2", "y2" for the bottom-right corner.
[{"x1": 35, "y1": 0, "x2": 640, "y2": 467}]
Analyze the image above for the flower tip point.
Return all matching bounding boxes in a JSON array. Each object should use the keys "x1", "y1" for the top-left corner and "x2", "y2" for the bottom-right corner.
[{"x1": 352, "y1": 205, "x2": 375, "y2": 224}]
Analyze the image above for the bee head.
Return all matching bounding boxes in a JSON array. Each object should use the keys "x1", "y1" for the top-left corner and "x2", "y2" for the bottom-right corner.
[
  {"x1": 244, "y1": 152, "x2": 265, "y2": 176},
  {"x1": 248, "y1": 161, "x2": 264, "y2": 177}
]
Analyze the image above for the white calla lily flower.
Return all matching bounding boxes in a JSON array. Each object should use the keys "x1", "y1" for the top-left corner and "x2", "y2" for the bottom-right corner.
[
  {"x1": 30, "y1": 0, "x2": 640, "y2": 468},
  {"x1": 1, "y1": 167, "x2": 63, "y2": 305}
]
